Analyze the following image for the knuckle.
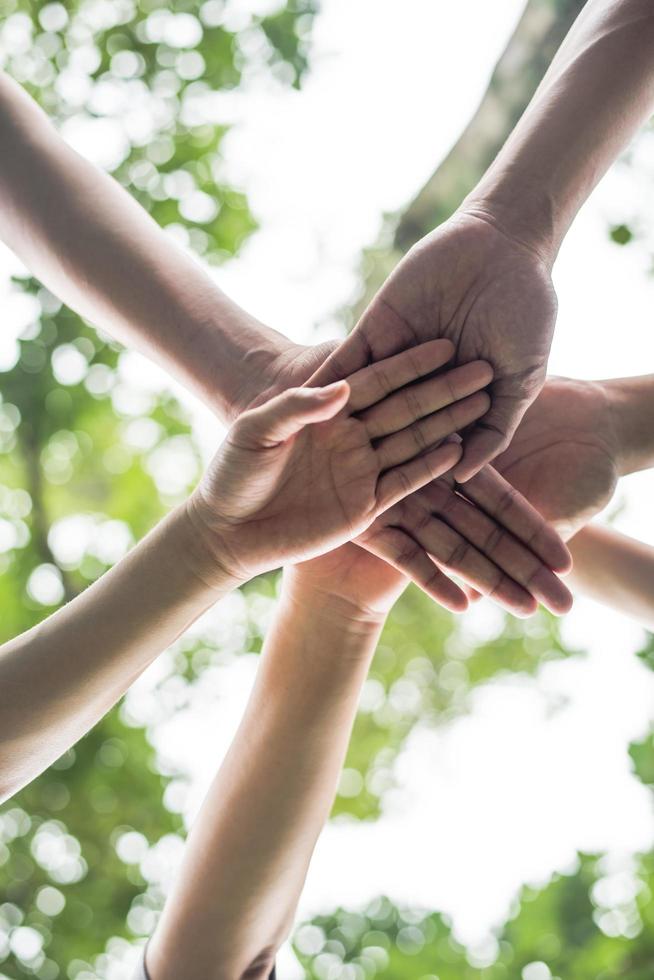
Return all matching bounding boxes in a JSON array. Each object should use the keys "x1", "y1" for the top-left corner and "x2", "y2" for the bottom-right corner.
[
  {"x1": 483, "y1": 524, "x2": 506, "y2": 555},
  {"x1": 397, "y1": 539, "x2": 421, "y2": 565},
  {"x1": 446, "y1": 538, "x2": 470, "y2": 568},
  {"x1": 495, "y1": 484, "x2": 518, "y2": 518},
  {"x1": 410, "y1": 422, "x2": 430, "y2": 454}
]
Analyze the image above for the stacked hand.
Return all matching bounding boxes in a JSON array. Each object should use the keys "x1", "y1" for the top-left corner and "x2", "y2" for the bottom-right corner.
[
  {"x1": 195, "y1": 333, "x2": 574, "y2": 618},
  {"x1": 494, "y1": 376, "x2": 621, "y2": 539},
  {"x1": 239, "y1": 214, "x2": 574, "y2": 621},
  {"x1": 308, "y1": 213, "x2": 557, "y2": 481},
  {"x1": 189, "y1": 340, "x2": 493, "y2": 584}
]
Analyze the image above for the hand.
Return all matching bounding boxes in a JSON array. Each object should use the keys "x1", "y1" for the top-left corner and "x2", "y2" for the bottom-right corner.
[
  {"x1": 494, "y1": 377, "x2": 621, "y2": 540},
  {"x1": 286, "y1": 452, "x2": 576, "y2": 625},
  {"x1": 285, "y1": 545, "x2": 409, "y2": 627},
  {"x1": 234, "y1": 337, "x2": 341, "y2": 416},
  {"x1": 189, "y1": 340, "x2": 493, "y2": 583},
  {"x1": 357, "y1": 463, "x2": 574, "y2": 617},
  {"x1": 310, "y1": 212, "x2": 557, "y2": 481}
]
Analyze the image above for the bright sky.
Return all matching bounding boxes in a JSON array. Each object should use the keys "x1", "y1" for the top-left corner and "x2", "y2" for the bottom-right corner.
[
  {"x1": 145, "y1": 0, "x2": 654, "y2": 970},
  {"x1": 5, "y1": 0, "x2": 654, "y2": 975}
]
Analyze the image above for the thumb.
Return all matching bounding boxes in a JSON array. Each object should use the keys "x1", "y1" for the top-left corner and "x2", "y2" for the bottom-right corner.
[{"x1": 244, "y1": 381, "x2": 350, "y2": 447}]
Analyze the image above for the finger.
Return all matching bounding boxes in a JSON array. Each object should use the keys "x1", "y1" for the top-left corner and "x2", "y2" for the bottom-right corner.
[
  {"x1": 454, "y1": 388, "x2": 533, "y2": 482},
  {"x1": 462, "y1": 467, "x2": 573, "y2": 575},
  {"x1": 359, "y1": 529, "x2": 468, "y2": 612},
  {"x1": 346, "y1": 339, "x2": 456, "y2": 413},
  {"x1": 375, "y1": 391, "x2": 490, "y2": 470},
  {"x1": 463, "y1": 585, "x2": 483, "y2": 603},
  {"x1": 399, "y1": 500, "x2": 538, "y2": 617},
  {"x1": 307, "y1": 330, "x2": 374, "y2": 387},
  {"x1": 308, "y1": 293, "x2": 428, "y2": 387},
  {"x1": 419, "y1": 480, "x2": 572, "y2": 614},
  {"x1": 376, "y1": 442, "x2": 462, "y2": 513},
  {"x1": 361, "y1": 360, "x2": 493, "y2": 437},
  {"x1": 240, "y1": 382, "x2": 350, "y2": 447}
]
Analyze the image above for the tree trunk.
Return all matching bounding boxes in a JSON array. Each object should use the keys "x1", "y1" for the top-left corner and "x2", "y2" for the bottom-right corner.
[{"x1": 354, "y1": 0, "x2": 586, "y2": 316}]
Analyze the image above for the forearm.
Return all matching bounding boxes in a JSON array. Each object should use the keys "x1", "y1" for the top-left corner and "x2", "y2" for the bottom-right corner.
[
  {"x1": 568, "y1": 524, "x2": 654, "y2": 630},
  {"x1": 0, "y1": 504, "x2": 239, "y2": 802},
  {"x1": 464, "y1": 0, "x2": 654, "y2": 264},
  {"x1": 147, "y1": 585, "x2": 383, "y2": 980},
  {"x1": 0, "y1": 72, "x2": 292, "y2": 420}
]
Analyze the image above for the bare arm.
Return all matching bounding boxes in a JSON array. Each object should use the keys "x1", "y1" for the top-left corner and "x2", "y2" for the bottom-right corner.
[
  {"x1": 312, "y1": 2, "x2": 654, "y2": 480},
  {"x1": 568, "y1": 524, "x2": 654, "y2": 631},
  {"x1": 145, "y1": 572, "x2": 387, "y2": 980},
  {"x1": 466, "y1": 0, "x2": 654, "y2": 263},
  {"x1": 0, "y1": 72, "x2": 296, "y2": 421},
  {"x1": 0, "y1": 504, "x2": 236, "y2": 803},
  {"x1": 0, "y1": 350, "x2": 490, "y2": 802}
]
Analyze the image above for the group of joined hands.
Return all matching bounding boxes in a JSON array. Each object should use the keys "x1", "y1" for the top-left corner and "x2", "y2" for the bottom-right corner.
[
  {"x1": 3, "y1": 2, "x2": 654, "y2": 975},
  {"x1": 186, "y1": 212, "x2": 626, "y2": 628}
]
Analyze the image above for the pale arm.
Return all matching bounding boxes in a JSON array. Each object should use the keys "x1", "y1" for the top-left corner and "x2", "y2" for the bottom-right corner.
[
  {"x1": 0, "y1": 504, "x2": 239, "y2": 803},
  {"x1": 146, "y1": 580, "x2": 384, "y2": 980},
  {"x1": 466, "y1": 0, "x2": 654, "y2": 264},
  {"x1": 0, "y1": 352, "x2": 488, "y2": 804},
  {"x1": 568, "y1": 525, "x2": 654, "y2": 631},
  {"x1": 0, "y1": 71, "x2": 297, "y2": 421}
]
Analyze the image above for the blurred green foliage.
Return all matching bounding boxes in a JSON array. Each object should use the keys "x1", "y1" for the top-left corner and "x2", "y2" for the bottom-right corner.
[
  {"x1": 0, "y1": 0, "x2": 321, "y2": 976},
  {"x1": 294, "y1": 629, "x2": 654, "y2": 980},
  {"x1": 0, "y1": 0, "x2": 653, "y2": 978}
]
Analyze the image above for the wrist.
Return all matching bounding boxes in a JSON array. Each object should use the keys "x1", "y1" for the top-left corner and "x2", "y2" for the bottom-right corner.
[
  {"x1": 603, "y1": 375, "x2": 654, "y2": 476},
  {"x1": 180, "y1": 494, "x2": 252, "y2": 593},
  {"x1": 460, "y1": 178, "x2": 560, "y2": 270},
  {"x1": 171, "y1": 282, "x2": 296, "y2": 422},
  {"x1": 273, "y1": 590, "x2": 383, "y2": 689},
  {"x1": 281, "y1": 573, "x2": 387, "y2": 638}
]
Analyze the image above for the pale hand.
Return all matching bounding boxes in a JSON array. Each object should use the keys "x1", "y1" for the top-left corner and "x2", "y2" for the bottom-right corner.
[
  {"x1": 358, "y1": 462, "x2": 573, "y2": 618},
  {"x1": 494, "y1": 377, "x2": 621, "y2": 540},
  {"x1": 189, "y1": 340, "x2": 493, "y2": 584},
  {"x1": 289, "y1": 455, "x2": 575, "y2": 626},
  {"x1": 286, "y1": 545, "x2": 409, "y2": 626},
  {"x1": 310, "y1": 212, "x2": 557, "y2": 481},
  {"x1": 237, "y1": 339, "x2": 574, "y2": 618}
]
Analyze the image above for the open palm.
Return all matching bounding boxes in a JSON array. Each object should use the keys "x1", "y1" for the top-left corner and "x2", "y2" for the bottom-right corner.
[
  {"x1": 494, "y1": 377, "x2": 621, "y2": 539},
  {"x1": 311, "y1": 212, "x2": 557, "y2": 481},
  {"x1": 192, "y1": 341, "x2": 492, "y2": 580}
]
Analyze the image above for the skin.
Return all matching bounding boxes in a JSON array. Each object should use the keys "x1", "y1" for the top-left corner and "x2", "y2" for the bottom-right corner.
[
  {"x1": 189, "y1": 341, "x2": 491, "y2": 581},
  {"x1": 191, "y1": 346, "x2": 573, "y2": 614},
  {"x1": 0, "y1": 70, "x2": 574, "y2": 610},
  {"x1": 143, "y1": 373, "x2": 654, "y2": 979},
  {"x1": 146, "y1": 542, "x2": 410, "y2": 980},
  {"x1": 494, "y1": 375, "x2": 654, "y2": 538},
  {"x1": 494, "y1": 377, "x2": 622, "y2": 539},
  {"x1": 460, "y1": 374, "x2": 654, "y2": 629},
  {"x1": 567, "y1": 526, "x2": 654, "y2": 632},
  {"x1": 0, "y1": 351, "x2": 494, "y2": 801},
  {"x1": 362, "y1": 464, "x2": 574, "y2": 616},
  {"x1": 312, "y1": 0, "x2": 654, "y2": 480},
  {"x1": 311, "y1": 214, "x2": 557, "y2": 481}
]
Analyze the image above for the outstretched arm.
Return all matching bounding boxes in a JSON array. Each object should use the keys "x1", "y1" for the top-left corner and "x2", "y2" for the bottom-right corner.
[
  {"x1": 313, "y1": 0, "x2": 654, "y2": 479},
  {"x1": 0, "y1": 504, "x2": 236, "y2": 803},
  {"x1": 467, "y1": 0, "x2": 654, "y2": 263},
  {"x1": 0, "y1": 71, "x2": 304, "y2": 422},
  {"x1": 0, "y1": 348, "x2": 495, "y2": 799},
  {"x1": 145, "y1": 570, "x2": 388, "y2": 980},
  {"x1": 568, "y1": 525, "x2": 654, "y2": 632}
]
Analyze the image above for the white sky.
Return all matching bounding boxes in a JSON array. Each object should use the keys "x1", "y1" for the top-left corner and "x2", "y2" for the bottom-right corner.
[
  {"x1": 4, "y1": 0, "x2": 654, "y2": 974},
  {"x1": 146, "y1": 0, "x2": 654, "y2": 968}
]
